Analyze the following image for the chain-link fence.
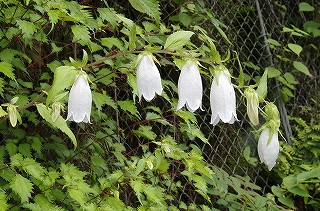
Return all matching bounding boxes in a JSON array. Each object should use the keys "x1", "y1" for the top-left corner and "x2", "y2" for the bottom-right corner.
[
  {"x1": 114, "y1": 0, "x2": 318, "y2": 197},
  {"x1": 200, "y1": 0, "x2": 318, "y2": 193}
]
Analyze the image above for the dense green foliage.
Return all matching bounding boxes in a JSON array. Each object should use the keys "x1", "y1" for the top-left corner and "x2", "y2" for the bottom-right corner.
[{"x1": 0, "y1": 0, "x2": 319, "y2": 210}]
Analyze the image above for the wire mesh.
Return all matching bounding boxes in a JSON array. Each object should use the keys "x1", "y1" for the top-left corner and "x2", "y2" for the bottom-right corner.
[{"x1": 113, "y1": 0, "x2": 318, "y2": 197}]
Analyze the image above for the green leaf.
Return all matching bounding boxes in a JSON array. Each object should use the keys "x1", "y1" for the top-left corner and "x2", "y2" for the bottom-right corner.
[
  {"x1": 129, "y1": 23, "x2": 137, "y2": 50},
  {"x1": 0, "y1": 62, "x2": 15, "y2": 80},
  {"x1": 0, "y1": 189, "x2": 8, "y2": 211},
  {"x1": 267, "y1": 38, "x2": 281, "y2": 46},
  {"x1": 299, "y1": 2, "x2": 314, "y2": 12},
  {"x1": 92, "y1": 91, "x2": 117, "y2": 113},
  {"x1": 210, "y1": 18, "x2": 232, "y2": 45},
  {"x1": 22, "y1": 158, "x2": 46, "y2": 181},
  {"x1": 0, "y1": 106, "x2": 7, "y2": 117},
  {"x1": 133, "y1": 125, "x2": 157, "y2": 140},
  {"x1": 16, "y1": 20, "x2": 37, "y2": 39},
  {"x1": 134, "y1": 159, "x2": 146, "y2": 176},
  {"x1": 164, "y1": 31, "x2": 194, "y2": 51},
  {"x1": 256, "y1": 69, "x2": 268, "y2": 101},
  {"x1": 128, "y1": 0, "x2": 161, "y2": 23},
  {"x1": 235, "y1": 52, "x2": 244, "y2": 87},
  {"x1": 283, "y1": 72, "x2": 299, "y2": 85},
  {"x1": 266, "y1": 67, "x2": 281, "y2": 78},
  {"x1": 278, "y1": 196, "x2": 295, "y2": 209},
  {"x1": 71, "y1": 25, "x2": 91, "y2": 44},
  {"x1": 288, "y1": 43, "x2": 302, "y2": 56},
  {"x1": 118, "y1": 100, "x2": 139, "y2": 117},
  {"x1": 293, "y1": 61, "x2": 312, "y2": 76},
  {"x1": 36, "y1": 104, "x2": 77, "y2": 149},
  {"x1": 46, "y1": 66, "x2": 78, "y2": 105},
  {"x1": 146, "y1": 112, "x2": 172, "y2": 126},
  {"x1": 288, "y1": 186, "x2": 310, "y2": 197},
  {"x1": 283, "y1": 175, "x2": 297, "y2": 189},
  {"x1": 10, "y1": 174, "x2": 33, "y2": 203}
]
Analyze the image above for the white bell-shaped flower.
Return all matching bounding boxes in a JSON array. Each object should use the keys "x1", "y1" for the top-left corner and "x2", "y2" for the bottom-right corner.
[
  {"x1": 66, "y1": 74, "x2": 92, "y2": 123},
  {"x1": 210, "y1": 67, "x2": 237, "y2": 126},
  {"x1": 258, "y1": 128, "x2": 279, "y2": 171},
  {"x1": 177, "y1": 60, "x2": 203, "y2": 112},
  {"x1": 136, "y1": 54, "x2": 162, "y2": 102}
]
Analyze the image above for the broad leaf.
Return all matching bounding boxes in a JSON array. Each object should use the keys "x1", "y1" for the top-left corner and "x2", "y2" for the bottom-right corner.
[
  {"x1": 293, "y1": 61, "x2": 312, "y2": 76},
  {"x1": 299, "y1": 2, "x2": 314, "y2": 12},
  {"x1": 10, "y1": 174, "x2": 33, "y2": 203},
  {"x1": 36, "y1": 104, "x2": 77, "y2": 149},
  {"x1": 288, "y1": 43, "x2": 302, "y2": 56},
  {"x1": 266, "y1": 67, "x2": 281, "y2": 78},
  {"x1": 164, "y1": 31, "x2": 194, "y2": 51},
  {"x1": 46, "y1": 66, "x2": 78, "y2": 105}
]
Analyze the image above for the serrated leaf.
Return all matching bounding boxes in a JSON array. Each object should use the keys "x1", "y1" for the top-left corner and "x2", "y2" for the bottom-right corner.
[
  {"x1": 118, "y1": 100, "x2": 139, "y2": 117},
  {"x1": 10, "y1": 174, "x2": 33, "y2": 203},
  {"x1": 71, "y1": 25, "x2": 91, "y2": 44},
  {"x1": 256, "y1": 69, "x2": 268, "y2": 101},
  {"x1": 36, "y1": 104, "x2": 77, "y2": 149},
  {"x1": 46, "y1": 66, "x2": 78, "y2": 105},
  {"x1": 134, "y1": 159, "x2": 146, "y2": 176},
  {"x1": 22, "y1": 158, "x2": 46, "y2": 181},
  {"x1": 288, "y1": 43, "x2": 302, "y2": 56},
  {"x1": 299, "y1": 2, "x2": 314, "y2": 12},
  {"x1": 128, "y1": 0, "x2": 160, "y2": 23},
  {"x1": 18, "y1": 143, "x2": 32, "y2": 158},
  {"x1": 164, "y1": 31, "x2": 194, "y2": 51},
  {"x1": 16, "y1": 20, "x2": 37, "y2": 39},
  {"x1": 92, "y1": 91, "x2": 117, "y2": 113},
  {"x1": 146, "y1": 112, "x2": 172, "y2": 126},
  {"x1": 293, "y1": 61, "x2": 312, "y2": 76},
  {"x1": 133, "y1": 125, "x2": 157, "y2": 140},
  {"x1": 0, "y1": 189, "x2": 8, "y2": 211},
  {"x1": 0, "y1": 62, "x2": 15, "y2": 80}
]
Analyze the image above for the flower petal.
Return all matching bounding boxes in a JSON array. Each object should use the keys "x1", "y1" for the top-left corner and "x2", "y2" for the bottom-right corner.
[
  {"x1": 258, "y1": 128, "x2": 279, "y2": 171},
  {"x1": 177, "y1": 61, "x2": 202, "y2": 112},
  {"x1": 67, "y1": 75, "x2": 92, "y2": 123},
  {"x1": 218, "y1": 71, "x2": 237, "y2": 123},
  {"x1": 137, "y1": 55, "x2": 162, "y2": 102}
]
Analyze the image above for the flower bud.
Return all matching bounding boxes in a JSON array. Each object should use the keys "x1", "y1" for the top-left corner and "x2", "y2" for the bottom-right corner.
[
  {"x1": 177, "y1": 60, "x2": 203, "y2": 112},
  {"x1": 265, "y1": 102, "x2": 280, "y2": 122},
  {"x1": 51, "y1": 101, "x2": 64, "y2": 122},
  {"x1": 7, "y1": 104, "x2": 21, "y2": 127},
  {"x1": 244, "y1": 87, "x2": 259, "y2": 125}
]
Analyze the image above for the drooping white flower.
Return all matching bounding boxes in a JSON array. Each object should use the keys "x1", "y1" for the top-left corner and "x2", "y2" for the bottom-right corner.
[
  {"x1": 66, "y1": 74, "x2": 92, "y2": 123},
  {"x1": 244, "y1": 87, "x2": 259, "y2": 125},
  {"x1": 258, "y1": 128, "x2": 279, "y2": 171},
  {"x1": 136, "y1": 53, "x2": 162, "y2": 102},
  {"x1": 177, "y1": 60, "x2": 203, "y2": 112},
  {"x1": 210, "y1": 66, "x2": 237, "y2": 126}
]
